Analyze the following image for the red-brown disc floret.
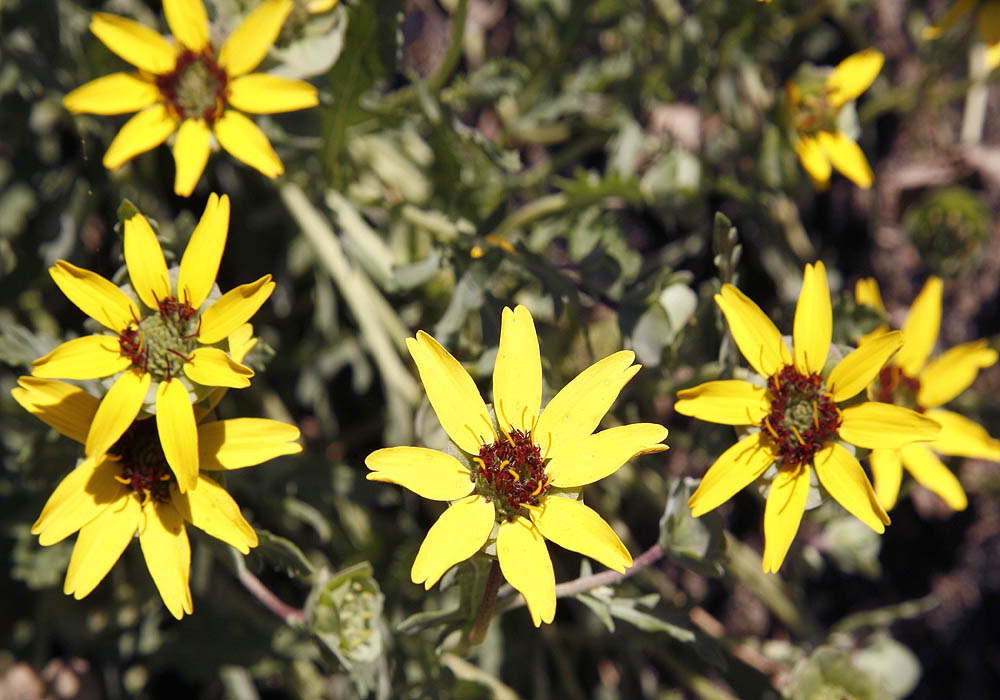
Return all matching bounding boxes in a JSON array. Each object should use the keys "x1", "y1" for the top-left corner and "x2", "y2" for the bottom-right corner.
[
  {"x1": 760, "y1": 365, "x2": 842, "y2": 467},
  {"x1": 475, "y1": 429, "x2": 551, "y2": 521},
  {"x1": 111, "y1": 419, "x2": 174, "y2": 504},
  {"x1": 873, "y1": 364, "x2": 923, "y2": 412},
  {"x1": 156, "y1": 49, "x2": 230, "y2": 123}
]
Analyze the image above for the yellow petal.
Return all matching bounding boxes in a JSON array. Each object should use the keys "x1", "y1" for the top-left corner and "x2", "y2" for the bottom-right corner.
[
  {"x1": 227, "y1": 323, "x2": 258, "y2": 363},
  {"x1": 917, "y1": 339, "x2": 998, "y2": 408},
  {"x1": 227, "y1": 74, "x2": 319, "y2": 114},
  {"x1": 33, "y1": 457, "x2": 125, "y2": 545},
  {"x1": 410, "y1": 494, "x2": 495, "y2": 589},
  {"x1": 923, "y1": 0, "x2": 976, "y2": 39},
  {"x1": 826, "y1": 331, "x2": 903, "y2": 402},
  {"x1": 532, "y1": 496, "x2": 632, "y2": 573},
  {"x1": 214, "y1": 110, "x2": 284, "y2": 178},
  {"x1": 64, "y1": 494, "x2": 141, "y2": 599},
  {"x1": 854, "y1": 277, "x2": 886, "y2": 313},
  {"x1": 925, "y1": 409, "x2": 1000, "y2": 460},
  {"x1": 715, "y1": 284, "x2": 791, "y2": 378},
  {"x1": 838, "y1": 402, "x2": 940, "y2": 449},
  {"x1": 218, "y1": 0, "x2": 293, "y2": 77},
  {"x1": 688, "y1": 432, "x2": 776, "y2": 517},
  {"x1": 545, "y1": 423, "x2": 668, "y2": 488},
  {"x1": 533, "y1": 351, "x2": 639, "y2": 463},
  {"x1": 198, "y1": 417, "x2": 302, "y2": 469},
  {"x1": 793, "y1": 261, "x2": 832, "y2": 375},
  {"x1": 813, "y1": 443, "x2": 889, "y2": 532},
  {"x1": 405, "y1": 331, "x2": 492, "y2": 455},
  {"x1": 184, "y1": 347, "x2": 253, "y2": 388},
  {"x1": 49, "y1": 260, "x2": 140, "y2": 332},
  {"x1": 85, "y1": 369, "x2": 150, "y2": 459},
  {"x1": 163, "y1": 0, "x2": 210, "y2": 52},
  {"x1": 63, "y1": 72, "x2": 160, "y2": 115},
  {"x1": 365, "y1": 447, "x2": 475, "y2": 501},
  {"x1": 197, "y1": 275, "x2": 274, "y2": 344},
  {"x1": 497, "y1": 517, "x2": 556, "y2": 627},
  {"x1": 674, "y1": 380, "x2": 769, "y2": 425},
  {"x1": 12, "y1": 377, "x2": 100, "y2": 444},
  {"x1": 103, "y1": 103, "x2": 178, "y2": 170},
  {"x1": 31, "y1": 335, "x2": 131, "y2": 380},
  {"x1": 899, "y1": 443, "x2": 968, "y2": 511},
  {"x1": 90, "y1": 13, "x2": 176, "y2": 75},
  {"x1": 795, "y1": 135, "x2": 832, "y2": 187},
  {"x1": 895, "y1": 277, "x2": 942, "y2": 376},
  {"x1": 761, "y1": 464, "x2": 810, "y2": 573},
  {"x1": 173, "y1": 475, "x2": 258, "y2": 553},
  {"x1": 826, "y1": 48, "x2": 884, "y2": 108},
  {"x1": 156, "y1": 378, "x2": 199, "y2": 493},
  {"x1": 869, "y1": 447, "x2": 903, "y2": 511},
  {"x1": 139, "y1": 500, "x2": 193, "y2": 619},
  {"x1": 493, "y1": 305, "x2": 542, "y2": 436},
  {"x1": 172, "y1": 118, "x2": 212, "y2": 197},
  {"x1": 817, "y1": 131, "x2": 873, "y2": 189},
  {"x1": 178, "y1": 193, "x2": 230, "y2": 310},
  {"x1": 980, "y1": 3, "x2": 1000, "y2": 69},
  {"x1": 124, "y1": 211, "x2": 171, "y2": 309}
]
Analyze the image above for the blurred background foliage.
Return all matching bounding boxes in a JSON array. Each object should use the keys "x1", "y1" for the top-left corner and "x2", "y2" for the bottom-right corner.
[{"x1": 2, "y1": 0, "x2": 1000, "y2": 698}]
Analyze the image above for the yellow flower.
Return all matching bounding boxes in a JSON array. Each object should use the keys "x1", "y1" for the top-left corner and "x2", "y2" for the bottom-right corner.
[
  {"x1": 12, "y1": 376, "x2": 302, "y2": 619},
  {"x1": 674, "y1": 262, "x2": 940, "y2": 573},
  {"x1": 366, "y1": 305, "x2": 668, "y2": 626},
  {"x1": 789, "y1": 49, "x2": 884, "y2": 189},
  {"x1": 925, "y1": 0, "x2": 1000, "y2": 70},
  {"x1": 63, "y1": 0, "x2": 318, "y2": 196},
  {"x1": 31, "y1": 194, "x2": 274, "y2": 493},
  {"x1": 855, "y1": 277, "x2": 1000, "y2": 511}
]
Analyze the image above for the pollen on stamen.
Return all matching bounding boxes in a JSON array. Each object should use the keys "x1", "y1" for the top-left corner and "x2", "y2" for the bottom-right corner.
[{"x1": 760, "y1": 364, "x2": 841, "y2": 467}]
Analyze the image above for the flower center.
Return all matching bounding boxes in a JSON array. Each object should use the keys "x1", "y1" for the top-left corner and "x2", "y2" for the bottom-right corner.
[
  {"x1": 156, "y1": 50, "x2": 229, "y2": 123},
  {"x1": 790, "y1": 82, "x2": 839, "y2": 136},
  {"x1": 872, "y1": 364, "x2": 923, "y2": 412},
  {"x1": 761, "y1": 365, "x2": 842, "y2": 467},
  {"x1": 474, "y1": 429, "x2": 551, "y2": 521},
  {"x1": 118, "y1": 296, "x2": 199, "y2": 382},
  {"x1": 110, "y1": 418, "x2": 175, "y2": 504}
]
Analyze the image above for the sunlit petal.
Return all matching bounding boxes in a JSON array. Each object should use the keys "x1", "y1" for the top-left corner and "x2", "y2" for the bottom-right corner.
[
  {"x1": 123, "y1": 211, "x2": 171, "y2": 308},
  {"x1": 90, "y1": 13, "x2": 176, "y2": 74},
  {"x1": 817, "y1": 131, "x2": 873, "y2": 189},
  {"x1": 715, "y1": 284, "x2": 791, "y2": 378},
  {"x1": 163, "y1": 0, "x2": 210, "y2": 52},
  {"x1": 33, "y1": 457, "x2": 125, "y2": 545},
  {"x1": 854, "y1": 277, "x2": 887, "y2": 314},
  {"x1": 156, "y1": 378, "x2": 199, "y2": 493},
  {"x1": 139, "y1": 500, "x2": 193, "y2": 619},
  {"x1": 673, "y1": 380, "x2": 769, "y2": 425},
  {"x1": 761, "y1": 464, "x2": 810, "y2": 573},
  {"x1": 13, "y1": 377, "x2": 100, "y2": 444},
  {"x1": 869, "y1": 448, "x2": 903, "y2": 511},
  {"x1": 198, "y1": 417, "x2": 302, "y2": 469},
  {"x1": 534, "y1": 351, "x2": 639, "y2": 463},
  {"x1": 793, "y1": 261, "x2": 832, "y2": 375},
  {"x1": 63, "y1": 73, "x2": 159, "y2": 115},
  {"x1": 85, "y1": 369, "x2": 150, "y2": 459},
  {"x1": 532, "y1": 496, "x2": 632, "y2": 573},
  {"x1": 899, "y1": 443, "x2": 968, "y2": 511},
  {"x1": 410, "y1": 495, "x2": 495, "y2": 589},
  {"x1": 197, "y1": 275, "x2": 274, "y2": 344},
  {"x1": 103, "y1": 104, "x2": 178, "y2": 170},
  {"x1": 546, "y1": 423, "x2": 668, "y2": 488},
  {"x1": 493, "y1": 305, "x2": 542, "y2": 435},
  {"x1": 227, "y1": 74, "x2": 319, "y2": 114},
  {"x1": 173, "y1": 475, "x2": 258, "y2": 553},
  {"x1": 184, "y1": 347, "x2": 253, "y2": 388},
  {"x1": 814, "y1": 442, "x2": 889, "y2": 532},
  {"x1": 172, "y1": 118, "x2": 212, "y2": 197},
  {"x1": 365, "y1": 447, "x2": 475, "y2": 501},
  {"x1": 896, "y1": 277, "x2": 942, "y2": 377},
  {"x1": 214, "y1": 110, "x2": 284, "y2": 178},
  {"x1": 925, "y1": 409, "x2": 1000, "y2": 460},
  {"x1": 826, "y1": 48, "x2": 884, "y2": 108},
  {"x1": 497, "y1": 517, "x2": 556, "y2": 627},
  {"x1": 917, "y1": 339, "x2": 998, "y2": 408},
  {"x1": 49, "y1": 260, "x2": 140, "y2": 332},
  {"x1": 31, "y1": 335, "x2": 131, "y2": 380},
  {"x1": 795, "y1": 135, "x2": 832, "y2": 187},
  {"x1": 63, "y1": 495, "x2": 140, "y2": 599},
  {"x1": 839, "y1": 402, "x2": 940, "y2": 449},
  {"x1": 218, "y1": 0, "x2": 293, "y2": 77},
  {"x1": 178, "y1": 193, "x2": 229, "y2": 310},
  {"x1": 826, "y1": 331, "x2": 902, "y2": 403},
  {"x1": 980, "y1": 3, "x2": 1000, "y2": 69},
  {"x1": 405, "y1": 331, "x2": 492, "y2": 455},
  {"x1": 688, "y1": 432, "x2": 776, "y2": 517}
]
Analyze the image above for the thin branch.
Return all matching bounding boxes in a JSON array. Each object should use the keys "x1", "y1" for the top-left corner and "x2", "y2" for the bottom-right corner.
[{"x1": 235, "y1": 557, "x2": 305, "y2": 624}]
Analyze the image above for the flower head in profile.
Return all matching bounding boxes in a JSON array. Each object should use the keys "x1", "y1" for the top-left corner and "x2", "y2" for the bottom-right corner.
[
  {"x1": 31, "y1": 194, "x2": 274, "y2": 494},
  {"x1": 789, "y1": 49, "x2": 884, "y2": 189},
  {"x1": 366, "y1": 306, "x2": 668, "y2": 626},
  {"x1": 63, "y1": 0, "x2": 318, "y2": 196},
  {"x1": 13, "y1": 376, "x2": 301, "y2": 619},
  {"x1": 855, "y1": 277, "x2": 1000, "y2": 511},
  {"x1": 925, "y1": 1, "x2": 1000, "y2": 70},
  {"x1": 675, "y1": 262, "x2": 940, "y2": 572}
]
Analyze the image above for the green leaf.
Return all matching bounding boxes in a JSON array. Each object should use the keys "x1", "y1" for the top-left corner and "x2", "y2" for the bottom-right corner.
[
  {"x1": 247, "y1": 529, "x2": 315, "y2": 579},
  {"x1": 658, "y1": 477, "x2": 726, "y2": 577}
]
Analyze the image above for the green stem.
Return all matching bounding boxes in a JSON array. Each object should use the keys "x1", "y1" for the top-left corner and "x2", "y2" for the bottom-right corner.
[
  {"x1": 468, "y1": 559, "x2": 502, "y2": 645},
  {"x1": 489, "y1": 193, "x2": 570, "y2": 242}
]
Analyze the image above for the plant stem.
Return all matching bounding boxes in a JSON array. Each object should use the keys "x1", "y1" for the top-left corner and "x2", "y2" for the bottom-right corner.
[
  {"x1": 468, "y1": 559, "x2": 502, "y2": 645},
  {"x1": 235, "y1": 557, "x2": 305, "y2": 624},
  {"x1": 494, "y1": 543, "x2": 664, "y2": 614}
]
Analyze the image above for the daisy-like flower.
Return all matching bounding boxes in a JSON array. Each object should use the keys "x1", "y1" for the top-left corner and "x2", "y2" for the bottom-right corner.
[
  {"x1": 789, "y1": 49, "x2": 884, "y2": 189},
  {"x1": 925, "y1": 0, "x2": 1000, "y2": 70},
  {"x1": 12, "y1": 376, "x2": 302, "y2": 619},
  {"x1": 674, "y1": 262, "x2": 940, "y2": 573},
  {"x1": 31, "y1": 194, "x2": 274, "y2": 494},
  {"x1": 63, "y1": 0, "x2": 318, "y2": 196},
  {"x1": 366, "y1": 305, "x2": 668, "y2": 626},
  {"x1": 855, "y1": 277, "x2": 1000, "y2": 511}
]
